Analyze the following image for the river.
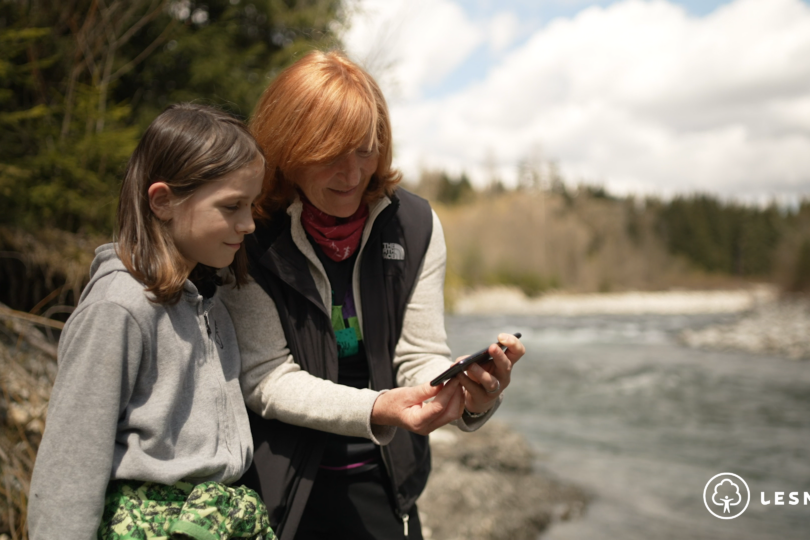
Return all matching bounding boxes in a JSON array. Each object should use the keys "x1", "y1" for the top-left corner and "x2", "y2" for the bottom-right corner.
[{"x1": 445, "y1": 312, "x2": 810, "y2": 540}]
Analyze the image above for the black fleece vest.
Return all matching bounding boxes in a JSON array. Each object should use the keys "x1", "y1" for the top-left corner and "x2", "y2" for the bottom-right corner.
[{"x1": 240, "y1": 190, "x2": 434, "y2": 540}]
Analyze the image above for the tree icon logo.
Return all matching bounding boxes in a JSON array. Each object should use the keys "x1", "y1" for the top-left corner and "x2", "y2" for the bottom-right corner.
[{"x1": 703, "y1": 473, "x2": 750, "y2": 519}]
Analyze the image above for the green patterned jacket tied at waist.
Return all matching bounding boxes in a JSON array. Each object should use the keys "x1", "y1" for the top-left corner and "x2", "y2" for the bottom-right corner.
[{"x1": 99, "y1": 480, "x2": 275, "y2": 540}]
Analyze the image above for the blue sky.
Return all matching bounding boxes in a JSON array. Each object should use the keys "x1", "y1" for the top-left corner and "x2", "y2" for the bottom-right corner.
[
  {"x1": 345, "y1": 0, "x2": 810, "y2": 201},
  {"x1": 461, "y1": 0, "x2": 734, "y2": 19},
  {"x1": 427, "y1": 0, "x2": 807, "y2": 98}
]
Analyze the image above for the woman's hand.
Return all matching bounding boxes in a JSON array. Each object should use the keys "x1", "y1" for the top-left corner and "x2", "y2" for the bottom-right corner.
[
  {"x1": 459, "y1": 333, "x2": 526, "y2": 415},
  {"x1": 371, "y1": 378, "x2": 465, "y2": 435}
]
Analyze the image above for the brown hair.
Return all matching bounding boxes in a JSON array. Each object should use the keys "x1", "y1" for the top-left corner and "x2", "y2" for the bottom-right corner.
[
  {"x1": 250, "y1": 50, "x2": 401, "y2": 217},
  {"x1": 116, "y1": 103, "x2": 264, "y2": 304}
]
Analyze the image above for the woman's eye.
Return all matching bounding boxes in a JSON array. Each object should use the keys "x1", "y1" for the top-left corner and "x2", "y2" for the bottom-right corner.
[{"x1": 224, "y1": 204, "x2": 239, "y2": 211}]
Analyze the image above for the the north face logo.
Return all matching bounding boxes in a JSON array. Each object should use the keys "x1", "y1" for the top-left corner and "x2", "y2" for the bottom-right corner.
[{"x1": 382, "y1": 243, "x2": 405, "y2": 260}]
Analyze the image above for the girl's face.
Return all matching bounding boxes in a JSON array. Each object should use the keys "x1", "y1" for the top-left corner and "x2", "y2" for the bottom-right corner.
[
  {"x1": 165, "y1": 157, "x2": 264, "y2": 271},
  {"x1": 292, "y1": 134, "x2": 379, "y2": 218}
]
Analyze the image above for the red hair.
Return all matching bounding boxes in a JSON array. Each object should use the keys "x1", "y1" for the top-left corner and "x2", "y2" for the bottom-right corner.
[{"x1": 250, "y1": 50, "x2": 400, "y2": 218}]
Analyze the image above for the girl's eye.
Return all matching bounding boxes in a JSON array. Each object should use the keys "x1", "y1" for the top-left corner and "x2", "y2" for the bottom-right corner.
[
  {"x1": 224, "y1": 204, "x2": 239, "y2": 211},
  {"x1": 357, "y1": 148, "x2": 375, "y2": 158}
]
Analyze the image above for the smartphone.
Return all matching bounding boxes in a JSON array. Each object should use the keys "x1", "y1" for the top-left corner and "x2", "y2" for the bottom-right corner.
[{"x1": 430, "y1": 332, "x2": 522, "y2": 387}]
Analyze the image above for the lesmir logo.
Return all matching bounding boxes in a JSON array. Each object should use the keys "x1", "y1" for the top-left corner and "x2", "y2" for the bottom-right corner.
[{"x1": 704, "y1": 473, "x2": 750, "y2": 519}]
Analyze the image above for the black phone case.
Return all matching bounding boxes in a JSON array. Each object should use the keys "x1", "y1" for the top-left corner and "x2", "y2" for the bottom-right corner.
[{"x1": 429, "y1": 332, "x2": 521, "y2": 386}]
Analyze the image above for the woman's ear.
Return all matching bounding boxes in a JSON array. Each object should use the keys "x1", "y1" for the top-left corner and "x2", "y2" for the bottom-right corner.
[{"x1": 148, "y1": 182, "x2": 174, "y2": 222}]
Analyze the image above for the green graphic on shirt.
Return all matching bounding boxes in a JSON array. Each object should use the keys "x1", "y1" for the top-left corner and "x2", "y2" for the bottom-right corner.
[
  {"x1": 331, "y1": 306, "x2": 343, "y2": 330},
  {"x1": 332, "y1": 289, "x2": 362, "y2": 358},
  {"x1": 349, "y1": 317, "x2": 362, "y2": 340},
  {"x1": 335, "y1": 327, "x2": 359, "y2": 357}
]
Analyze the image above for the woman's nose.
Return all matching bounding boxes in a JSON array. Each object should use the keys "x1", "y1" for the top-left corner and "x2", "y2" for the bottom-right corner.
[{"x1": 339, "y1": 152, "x2": 361, "y2": 184}]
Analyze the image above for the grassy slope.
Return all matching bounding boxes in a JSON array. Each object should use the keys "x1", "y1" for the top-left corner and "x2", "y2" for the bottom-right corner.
[{"x1": 433, "y1": 190, "x2": 758, "y2": 309}]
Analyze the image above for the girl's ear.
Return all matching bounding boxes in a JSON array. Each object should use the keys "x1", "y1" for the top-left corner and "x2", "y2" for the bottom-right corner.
[{"x1": 148, "y1": 182, "x2": 174, "y2": 222}]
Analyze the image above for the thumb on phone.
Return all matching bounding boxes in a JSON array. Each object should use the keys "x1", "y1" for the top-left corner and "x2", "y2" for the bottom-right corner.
[
  {"x1": 409, "y1": 379, "x2": 465, "y2": 433},
  {"x1": 370, "y1": 379, "x2": 464, "y2": 435}
]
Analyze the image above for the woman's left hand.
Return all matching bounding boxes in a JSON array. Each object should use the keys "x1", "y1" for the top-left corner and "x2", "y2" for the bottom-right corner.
[{"x1": 458, "y1": 333, "x2": 525, "y2": 415}]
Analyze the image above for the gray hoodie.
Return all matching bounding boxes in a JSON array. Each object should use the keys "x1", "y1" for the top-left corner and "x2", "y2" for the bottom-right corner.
[{"x1": 27, "y1": 244, "x2": 253, "y2": 540}]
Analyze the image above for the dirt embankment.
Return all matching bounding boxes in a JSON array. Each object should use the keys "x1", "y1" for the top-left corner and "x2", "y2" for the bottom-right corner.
[{"x1": 0, "y1": 311, "x2": 56, "y2": 539}]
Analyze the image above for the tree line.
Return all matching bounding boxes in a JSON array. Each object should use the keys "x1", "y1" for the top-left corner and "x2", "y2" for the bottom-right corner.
[{"x1": 417, "y1": 171, "x2": 810, "y2": 291}]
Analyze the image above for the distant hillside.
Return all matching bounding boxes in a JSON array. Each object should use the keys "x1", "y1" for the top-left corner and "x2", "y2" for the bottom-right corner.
[{"x1": 417, "y1": 183, "x2": 810, "y2": 308}]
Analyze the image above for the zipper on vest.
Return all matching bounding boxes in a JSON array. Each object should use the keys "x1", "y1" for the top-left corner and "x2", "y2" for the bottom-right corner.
[{"x1": 380, "y1": 444, "x2": 410, "y2": 533}]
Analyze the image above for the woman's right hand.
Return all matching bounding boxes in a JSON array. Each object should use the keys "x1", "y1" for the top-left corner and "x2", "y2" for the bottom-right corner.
[{"x1": 370, "y1": 378, "x2": 465, "y2": 435}]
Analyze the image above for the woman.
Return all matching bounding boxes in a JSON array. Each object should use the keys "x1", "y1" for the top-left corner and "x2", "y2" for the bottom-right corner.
[{"x1": 221, "y1": 50, "x2": 525, "y2": 540}]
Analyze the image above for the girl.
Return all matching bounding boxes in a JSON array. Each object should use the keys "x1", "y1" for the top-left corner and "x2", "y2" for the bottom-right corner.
[{"x1": 27, "y1": 103, "x2": 273, "y2": 540}]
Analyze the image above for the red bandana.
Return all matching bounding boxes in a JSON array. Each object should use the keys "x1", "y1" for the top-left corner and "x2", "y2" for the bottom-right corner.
[{"x1": 300, "y1": 198, "x2": 369, "y2": 262}]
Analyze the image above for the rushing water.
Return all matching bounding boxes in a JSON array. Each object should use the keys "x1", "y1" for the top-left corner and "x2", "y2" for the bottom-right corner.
[{"x1": 445, "y1": 313, "x2": 810, "y2": 540}]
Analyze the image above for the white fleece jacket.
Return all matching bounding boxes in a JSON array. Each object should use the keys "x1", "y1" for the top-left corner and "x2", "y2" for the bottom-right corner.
[{"x1": 221, "y1": 195, "x2": 500, "y2": 444}]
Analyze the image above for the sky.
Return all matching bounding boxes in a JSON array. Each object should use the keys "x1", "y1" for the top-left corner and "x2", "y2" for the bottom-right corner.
[{"x1": 342, "y1": 0, "x2": 810, "y2": 202}]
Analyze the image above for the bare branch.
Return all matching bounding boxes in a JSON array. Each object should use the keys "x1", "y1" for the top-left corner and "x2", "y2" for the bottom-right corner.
[
  {"x1": 0, "y1": 305, "x2": 66, "y2": 331},
  {"x1": 96, "y1": 0, "x2": 126, "y2": 44},
  {"x1": 67, "y1": 8, "x2": 99, "y2": 80},
  {"x1": 109, "y1": 17, "x2": 178, "y2": 82},
  {"x1": 115, "y1": 0, "x2": 171, "y2": 50}
]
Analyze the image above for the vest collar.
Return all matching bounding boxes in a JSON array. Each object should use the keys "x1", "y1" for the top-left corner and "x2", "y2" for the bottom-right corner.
[{"x1": 284, "y1": 194, "x2": 395, "y2": 314}]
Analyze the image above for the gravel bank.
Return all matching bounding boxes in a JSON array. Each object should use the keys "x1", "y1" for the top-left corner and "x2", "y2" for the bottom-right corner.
[
  {"x1": 420, "y1": 422, "x2": 588, "y2": 540},
  {"x1": 680, "y1": 298, "x2": 810, "y2": 359},
  {"x1": 454, "y1": 286, "x2": 777, "y2": 315}
]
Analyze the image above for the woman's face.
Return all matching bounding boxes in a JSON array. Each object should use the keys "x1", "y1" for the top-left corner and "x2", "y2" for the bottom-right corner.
[{"x1": 293, "y1": 137, "x2": 379, "y2": 218}]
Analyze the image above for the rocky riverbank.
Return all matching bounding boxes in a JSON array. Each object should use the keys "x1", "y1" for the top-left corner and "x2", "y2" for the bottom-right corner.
[
  {"x1": 680, "y1": 297, "x2": 810, "y2": 359},
  {"x1": 453, "y1": 285, "x2": 777, "y2": 315},
  {"x1": 420, "y1": 422, "x2": 588, "y2": 540}
]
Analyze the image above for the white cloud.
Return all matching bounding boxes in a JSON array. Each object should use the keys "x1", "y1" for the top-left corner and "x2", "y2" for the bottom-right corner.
[
  {"x1": 488, "y1": 11, "x2": 521, "y2": 52},
  {"x1": 347, "y1": 0, "x2": 810, "y2": 200},
  {"x1": 343, "y1": 0, "x2": 483, "y2": 101}
]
